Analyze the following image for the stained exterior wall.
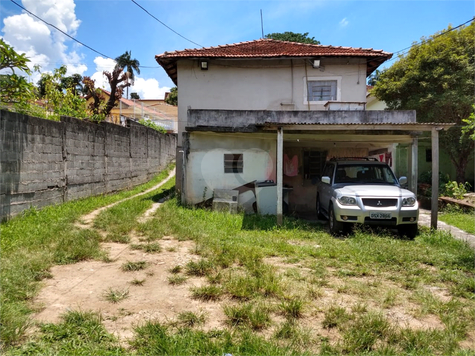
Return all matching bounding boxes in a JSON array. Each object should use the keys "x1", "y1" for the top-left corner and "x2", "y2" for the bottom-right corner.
[
  {"x1": 183, "y1": 132, "x2": 276, "y2": 206},
  {"x1": 0, "y1": 110, "x2": 176, "y2": 221},
  {"x1": 177, "y1": 58, "x2": 368, "y2": 146}
]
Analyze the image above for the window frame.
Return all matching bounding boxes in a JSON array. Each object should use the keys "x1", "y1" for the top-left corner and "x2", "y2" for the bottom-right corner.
[
  {"x1": 303, "y1": 76, "x2": 342, "y2": 104},
  {"x1": 224, "y1": 153, "x2": 244, "y2": 174}
]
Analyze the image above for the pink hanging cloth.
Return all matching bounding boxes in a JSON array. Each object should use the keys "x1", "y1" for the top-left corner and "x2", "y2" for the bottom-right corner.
[{"x1": 284, "y1": 154, "x2": 298, "y2": 176}]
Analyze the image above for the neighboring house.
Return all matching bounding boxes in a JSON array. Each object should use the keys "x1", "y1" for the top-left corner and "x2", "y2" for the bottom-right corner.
[
  {"x1": 155, "y1": 39, "x2": 452, "y2": 223},
  {"x1": 366, "y1": 87, "x2": 474, "y2": 186},
  {"x1": 86, "y1": 89, "x2": 178, "y2": 132}
]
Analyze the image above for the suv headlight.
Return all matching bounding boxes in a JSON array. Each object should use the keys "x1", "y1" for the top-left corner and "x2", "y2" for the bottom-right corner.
[
  {"x1": 338, "y1": 196, "x2": 357, "y2": 205},
  {"x1": 402, "y1": 197, "x2": 416, "y2": 207}
]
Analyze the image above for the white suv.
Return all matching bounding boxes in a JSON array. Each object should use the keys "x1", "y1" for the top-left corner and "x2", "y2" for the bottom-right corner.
[{"x1": 316, "y1": 158, "x2": 419, "y2": 238}]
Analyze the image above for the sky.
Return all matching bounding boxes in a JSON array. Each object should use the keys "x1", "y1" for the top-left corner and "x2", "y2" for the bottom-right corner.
[{"x1": 0, "y1": 0, "x2": 473, "y2": 99}]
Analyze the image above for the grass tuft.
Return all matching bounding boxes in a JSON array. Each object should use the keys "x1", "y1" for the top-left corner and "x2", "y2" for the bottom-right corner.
[
  {"x1": 176, "y1": 311, "x2": 207, "y2": 327},
  {"x1": 121, "y1": 261, "x2": 148, "y2": 272},
  {"x1": 130, "y1": 242, "x2": 161, "y2": 253},
  {"x1": 103, "y1": 288, "x2": 130, "y2": 303},
  {"x1": 224, "y1": 303, "x2": 271, "y2": 330},
  {"x1": 167, "y1": 275, "x2": 187, "y2": 285},
  {"x1": 190, "y1": 285, "x2": 223, "y2": 301}
]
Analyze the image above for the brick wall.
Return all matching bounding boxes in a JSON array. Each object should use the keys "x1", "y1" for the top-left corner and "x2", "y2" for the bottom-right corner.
[{"x1": 0, "y1": 110, "x2": 176, "y2": 221}]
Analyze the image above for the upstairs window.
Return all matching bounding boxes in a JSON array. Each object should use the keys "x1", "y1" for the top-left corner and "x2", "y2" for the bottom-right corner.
[
  {"x1": 307, "y1": 80, "x2": 337, "y2": 101},
  {"x1": 304, "y1": 76, "x2": 341, "y2": 104},
  {"x1": 224, "y1": 154, "x2": 243, "y2": 173}
]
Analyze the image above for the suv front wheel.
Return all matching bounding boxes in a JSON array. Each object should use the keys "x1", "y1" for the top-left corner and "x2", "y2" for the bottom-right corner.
[
  {"x1": 398, "y1": 224, "x2": 418, "y2": 239},
  {"x1": 329, "y1": 203, "x2": 349, "y2": 236}
]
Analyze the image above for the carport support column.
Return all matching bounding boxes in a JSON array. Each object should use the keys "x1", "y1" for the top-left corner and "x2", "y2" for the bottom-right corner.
[
  {"x1": 410, "y1": 136, "x2": 418, "y2": 196},
  {"x1": 277, "y1": 127, "x2": 283, "y2": 225},
  {"x1": 431, "y1": 128, "x2": 440, "y2": 229}
]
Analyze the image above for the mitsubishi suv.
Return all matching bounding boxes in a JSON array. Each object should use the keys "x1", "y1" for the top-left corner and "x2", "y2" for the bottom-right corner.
[{"x1": 316, "y1": 157, "x2": 419, "y2": 238}]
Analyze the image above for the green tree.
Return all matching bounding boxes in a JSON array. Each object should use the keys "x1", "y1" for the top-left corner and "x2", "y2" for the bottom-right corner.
[
  {"x1": 0, "y1": 38, "x2": 35, "y2": 106},
  {"x1": 40, "y1": 65, "x2": 87, "y2": 120},
  {"x1": 265, "y1": 31, "x2": 320, "y2": 44},
  {"x1": 165, "y1": 86, "x2": 177, "y2": 106},
  {"x1": 373, "y1": 22, "x2": 474, "y2": 183},
  {"x1": 0, "y1": 38, "x2": 30, "y2": 73},
  {"x1": 130, "y1": 92, "x2": 140, "y2": 100},
  {"x1": 115, "y1": 50, "x2": 140, "y2": 99}
]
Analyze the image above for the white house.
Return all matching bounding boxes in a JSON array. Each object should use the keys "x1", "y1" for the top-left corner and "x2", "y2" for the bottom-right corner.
[{"x1": 156, "y1": 39, "x2": 451, "y2": 226}]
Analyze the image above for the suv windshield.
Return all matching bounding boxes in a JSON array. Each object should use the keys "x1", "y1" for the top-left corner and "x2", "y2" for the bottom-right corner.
[{"x1": 334, "y1": 164, "x2": 398, "y2": 185}]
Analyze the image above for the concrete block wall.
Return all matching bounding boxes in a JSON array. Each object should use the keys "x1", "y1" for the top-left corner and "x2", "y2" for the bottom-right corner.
[{"x1": 1, "y1": 110, "x2": 176, "y2": 221}]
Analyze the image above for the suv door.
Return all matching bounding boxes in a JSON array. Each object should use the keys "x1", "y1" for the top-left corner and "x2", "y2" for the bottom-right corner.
[{"x1": 318, "y1": 163, "x2": 335, "y2": 214}]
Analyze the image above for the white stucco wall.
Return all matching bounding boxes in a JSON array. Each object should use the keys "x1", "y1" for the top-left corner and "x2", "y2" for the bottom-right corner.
[
  {"x1": 366, "y1": 94, "x2": 388, "y2": 110},
  {"x1": 184, "y1": 132, "x2": 277, "y2": 205},
  {"x1": 177, "y1": 58, "x2": 367, "y2": 145}
]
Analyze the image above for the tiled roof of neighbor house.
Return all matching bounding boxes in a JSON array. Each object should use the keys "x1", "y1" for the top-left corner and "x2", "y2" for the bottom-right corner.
[
  {"x1": 95, "y1": 88, "x2": 174, "y2": 121},
  {"x1": 155, "y1": 39, "x2": 392, "y2": 84}
]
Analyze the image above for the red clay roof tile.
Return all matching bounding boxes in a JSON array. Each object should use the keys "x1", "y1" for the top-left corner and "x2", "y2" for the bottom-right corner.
[{"x1": 156, "y1": 39, "x2": 392, "y2": 85}]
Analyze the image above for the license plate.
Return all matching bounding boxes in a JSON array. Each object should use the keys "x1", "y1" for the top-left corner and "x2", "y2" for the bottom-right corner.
[{"x1": 370, "y1": 212, "x2": 392, "y2": 219}]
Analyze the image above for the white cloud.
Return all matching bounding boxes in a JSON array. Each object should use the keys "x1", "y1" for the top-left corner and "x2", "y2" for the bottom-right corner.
[
  {"x1": 88, "y1": 56, "x2": 170, "y2": 99},
  {"x1": 89, "y1": 56, "x2": 116, "y2": 90},
  {"x1": 1, "y1": 0, "x2": 85, "y2": 74},
  {"x1": 339, "y1": 18, "x2": 349, "y2": 27},
  {"x1": 130, "y1": 78, "x2": 171, "y2": 100}
]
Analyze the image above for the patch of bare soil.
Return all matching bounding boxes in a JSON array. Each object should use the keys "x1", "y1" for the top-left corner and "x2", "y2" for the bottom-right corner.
[{"x1": 34, "y1": 235, "x2": 227, "y2": 342}]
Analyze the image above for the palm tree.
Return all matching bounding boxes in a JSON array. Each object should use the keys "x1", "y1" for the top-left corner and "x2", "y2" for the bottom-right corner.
[{"x1": 115, "y1": 50, "x2": 140, "y2": 99}]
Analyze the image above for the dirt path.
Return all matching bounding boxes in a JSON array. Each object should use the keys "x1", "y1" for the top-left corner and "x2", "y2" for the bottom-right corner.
[
  {"x1": 33, "y1": 169, "x2": 227, "y2": 344},
  {"x1": 75, "y1": 168, "x2": 176, "y2": 229}
]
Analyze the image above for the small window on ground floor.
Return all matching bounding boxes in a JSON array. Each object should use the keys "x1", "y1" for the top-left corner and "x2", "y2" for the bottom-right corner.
[
  {"x1": 303, "y1": 150, "x2": 327, "y2": 179},
  {"x1": 224, "y1": 153, "x2": 243, "y2": 173}
]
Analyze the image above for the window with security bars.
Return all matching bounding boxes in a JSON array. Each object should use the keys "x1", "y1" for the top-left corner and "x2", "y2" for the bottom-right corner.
[
  {"x1": 303, "y1": 151, "x2": 327, "y2": 179},
  {"x1": 307, "y1": 80, "x2": 337, "y2": 101},
  {"x1": 224, "y1": 154, "x2": 243, "y2": 173}
]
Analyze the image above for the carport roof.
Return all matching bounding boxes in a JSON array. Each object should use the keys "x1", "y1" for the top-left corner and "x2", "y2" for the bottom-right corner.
[{"x1": 259, "y1": 122, "x2": 454, "y2": 132}]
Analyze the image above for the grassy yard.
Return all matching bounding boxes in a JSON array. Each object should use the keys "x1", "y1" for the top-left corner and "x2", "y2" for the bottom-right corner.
[
  {"x1": 439, "y1": 205, "x2": 475, "y2": 235},
  {"x1": 0, "y1": 166, "x2": 174, "y2": 351},
  {"x1": 1, "y1": 176, "x2": 474, "y2": 355}
]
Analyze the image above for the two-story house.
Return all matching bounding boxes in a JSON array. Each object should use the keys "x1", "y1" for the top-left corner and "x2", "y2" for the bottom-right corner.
[{"x1": 156, "y1": 39, "x2": 451, "y2": 226}]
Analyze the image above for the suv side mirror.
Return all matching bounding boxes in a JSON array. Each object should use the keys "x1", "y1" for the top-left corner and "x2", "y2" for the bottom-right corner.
[
  {"x1": 321, "y1": 176, "x2": 331, "y2": 184},
  {"x1": 399, "y1": 176, "x2": 407, "y2": 185}
]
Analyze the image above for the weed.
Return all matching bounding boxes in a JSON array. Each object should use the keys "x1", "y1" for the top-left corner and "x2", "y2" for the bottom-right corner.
[
  {"x1": 190, "y1": 285, "x2": 223, "y2": 301},
  {"x1": 168, "y1": 265, "x2": 182, "y2": 274},
  {"x1": 224, "y1": 303, "x2": 271, "y2": 330},
  {"x1": 342, "y1": 312, "x2": 392, "y2": 354},
  {"x1": 130, "y1": 279, "x2": 145, "y2": 286},
  {"x1": 322, "y1": 305, "x2": 352, "y2": 329},
  {"x1": 279, "y1": 298, "x2": 305, "y2": 319},
  {"x1": 185, "y1": 259, "x2": 214, "y2": 277},
  {"x1": 130, "y1": 242, "x2": 161, "y2": 253},
  {"x1": 274, "y1": 320, "x2": 311, "y2": 346},
  {"x1": 121, "y1": 261, "x2": 148, "y2": 272},
  {"x1": 11, "y1": 310, "x2": 124, "y2": 355},
  {"x1": 176, "y1": 311, "x2": 207, "y2": 327},
  {"x1": 167, "y1": 275, "x2": 187, "y2": 285},
  {"x1": 103, "y1": 288, "x2": 129, "y2": 303}
]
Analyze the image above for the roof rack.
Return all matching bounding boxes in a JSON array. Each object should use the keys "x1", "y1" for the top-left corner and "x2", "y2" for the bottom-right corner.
[{"x1": 329, "y1": 157, "x2": 379, "y2": 162}]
